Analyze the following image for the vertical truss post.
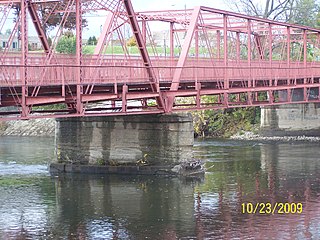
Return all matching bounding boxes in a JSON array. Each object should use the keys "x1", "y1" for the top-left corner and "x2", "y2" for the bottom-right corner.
[
  {"x1": 223, "y1": 14, "x2": 229, "y2": 106},
  {"x1": 236, "y1": 32, "x2": 240, "y2": 62},
  {"x1": 170, "y1": 22, "x2": 174, "y2": 81},
  {"x1": 195, "y1": 26, "x2": 199, "y2": 101},
  {"x1": 170, "y1": 22, "x2": 174, "y2": 60},
  {"x1": 287, "y1": 26, "x2": 291, "y2": 101},
  {"x1": 223, "y1": 15, "x2": 228, "y2": 83},
  {"x1": 303, "y1": 30, "x2": 307, "y2": 68},
  {"x1": 217, "y1": 30, "x2": 221, "y2": 58},
  {"x1": 268, "y1": 23, "x2": 272, "y2": 87},
  {"x1": 247, "y1": 20, "x2": 251, "y2": 67},
  {"x1": 94, "y1": 12, "x2": 114, "y2": 55},
  {"x1": 142, "y1": 19, "x2": 146, "y2": 44},
  {"x1": 247, "y1": 19, "x2": 252, "y2": 104},
  {"x1": 303, "y1": 29, "x2": 307, "y2": 101},
  {"x1": 122, "y1": 84, "x2": 128, "y2": 112},
  {"x1": 76, "y1": 0, "x2": 83, "y2": 114},
  {"x1": 195, "y1": 26, "x2": 199, "y2": 59},
  {"x1": 21, "y1": 0, "x2": 28, "y2": 118},
  {"x1": 318, "y1": 33, "x2": 320, "y2": 100},
  {"x1": 287, "y1": 27, "x2": 290, "y2": 68}
]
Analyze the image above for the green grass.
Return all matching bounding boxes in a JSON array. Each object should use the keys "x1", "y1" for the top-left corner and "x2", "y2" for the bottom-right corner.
[
  {"x1": 0, "y1": 177, "x2": 39, "y2": 187},
  {"x1": 83, "y1": 45, "x2": 182, "y2": 55},
  {"x1": 30, "y1": 44, "x2": 215, "y2": 57},
  {"x1": 82, "y1": 45, "x2": 211, "y2": 56}
]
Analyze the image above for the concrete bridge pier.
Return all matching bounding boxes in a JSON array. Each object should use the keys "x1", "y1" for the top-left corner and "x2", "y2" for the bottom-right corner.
[
  {"x1": 50, "y1": 113, "x2": 198, "y2": 175},
  {"x1": 260, "y1": 103, "x2": 320, "y2": 136}
]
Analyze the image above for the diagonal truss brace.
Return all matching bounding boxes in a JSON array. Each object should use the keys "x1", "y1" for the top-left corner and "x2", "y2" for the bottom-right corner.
[
  {"x1": 170, "y1": 6, "x2": 201, "y2": 91},
  {"x1": 94, "y1": 11, "x2": 114, "y2": 55},
  {"x1": 28, "y1": 1, "x2": 50, "y2": 54},
  {"x1": 166, "y1": 6, "x2": 201, "y2": 111},
  {"x1": 123, "y1": 0, "x2": 165, "y2": 110}
]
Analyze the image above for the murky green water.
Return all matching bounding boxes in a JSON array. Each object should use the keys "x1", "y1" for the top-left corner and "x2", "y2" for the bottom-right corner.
[{"x1": 0, "y1": 136, "x2": 319, "y2": 239}]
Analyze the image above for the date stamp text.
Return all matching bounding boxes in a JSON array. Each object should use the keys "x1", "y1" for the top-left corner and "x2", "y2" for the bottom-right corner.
[{"x1": 241, "y1": 202, "x2": 303, "y2": 214}]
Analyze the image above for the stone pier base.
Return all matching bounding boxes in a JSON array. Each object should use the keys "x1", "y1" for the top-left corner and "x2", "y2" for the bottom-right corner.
[
  {"x1": 260, "y1": 103, "x2": 320, "y2": 136},
  {"x1": 50, "y1": 113, "x2": 197, "y2": 175}
]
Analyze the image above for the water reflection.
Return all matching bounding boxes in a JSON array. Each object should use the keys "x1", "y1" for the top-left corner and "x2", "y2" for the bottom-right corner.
[
  {"x1": 0, "y1": 137, "x2": 319, "y2": 239},
  {"x1": 0, "y1": 175, "x2": 198, "y2": 239},
  {"x1": 52, "y1": 175, "x2": 197, "y2": 239},
  {"x1": 195, "y1": 140, "x2": 320, "y2": 239}
]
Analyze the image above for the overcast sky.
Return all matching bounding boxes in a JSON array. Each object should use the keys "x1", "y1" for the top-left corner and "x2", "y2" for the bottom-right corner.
[
  {"x1": 131, "y1": 0, "x2": 228, "y2": 11},
  {"x1": 82, "y1": 0, "x2": 230, "y2": 38},
  {"x1": 3, "y1": 0, "x2": 230, "y2": 39}
]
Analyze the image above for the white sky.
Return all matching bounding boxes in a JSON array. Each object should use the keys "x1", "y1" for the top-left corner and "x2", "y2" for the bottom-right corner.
[
  {"x1": 2, "y1": 0, "x2": 229, "y2": 39},
  {"x1": 131, "y1": 0, "x2": 228, "y2": 11},
  {"x1": 83, "y1": 0, "x2": 229, "y2": 38}
]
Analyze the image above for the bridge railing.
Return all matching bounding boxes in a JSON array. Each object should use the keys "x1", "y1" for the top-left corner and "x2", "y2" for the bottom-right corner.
[{"x1": 0, "y1": 55, "x2": 319, "y2": 88}]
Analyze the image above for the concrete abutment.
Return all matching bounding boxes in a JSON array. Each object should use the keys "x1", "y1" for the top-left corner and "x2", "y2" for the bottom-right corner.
[{"x1": 260, "y1": 103, "x2": 320, "y2": 136}]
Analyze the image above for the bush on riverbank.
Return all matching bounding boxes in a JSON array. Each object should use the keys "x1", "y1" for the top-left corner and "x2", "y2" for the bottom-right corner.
[{"x1": 192, "y1": 107, "x2": 260, "y2": 138}]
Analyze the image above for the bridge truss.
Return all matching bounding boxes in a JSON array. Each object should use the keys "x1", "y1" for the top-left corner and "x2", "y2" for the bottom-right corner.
[{"x1": 0, "y1": 0, "x2": 320, "y2": 120}]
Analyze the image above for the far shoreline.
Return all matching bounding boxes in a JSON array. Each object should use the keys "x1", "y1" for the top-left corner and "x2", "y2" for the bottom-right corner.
[{"x1": 229, "y1": 131, "x2": 320, "y2": 143}]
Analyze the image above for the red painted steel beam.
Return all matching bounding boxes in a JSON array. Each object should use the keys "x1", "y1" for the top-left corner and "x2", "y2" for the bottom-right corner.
[
  {"x1": 122, "y1": 0, "x2": 165, "y2": 111},
  {"x1": 75, "y1": 0, "x2": 83, "y2": 115},
  {"x1": 199, "y1": 6, "x2": 320, "y2": 33},
  {"x1": 167, "y1": 6, "x2": 201, "y2": 111},
  {"x1": 94, "y1": 12, "x2": 114, "y2": 55},
  {"x1": 27, "y1": 2, "x2": 50, "y2": 54},
  {"x1": 21, "y1": 0, "x2": 29, "y2": 118},
  {"x1": 2, "y1": 1, "x2": 320, "y2": 120}
]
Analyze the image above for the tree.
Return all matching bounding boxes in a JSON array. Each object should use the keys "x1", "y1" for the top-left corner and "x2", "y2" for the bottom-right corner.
[
  {"x1": 227, "y1": 0, "x2": 296, "y2": 21},
  {"x1": 227, "y1": 0, "x2": 318, "y2": 26},
  {"x1": 92, "y1": 36, "x2": 97, "y2": 45},
  {"x1": 126, "y1": 36, "x2": 137, "y2": 47},
  {"x1": 56, "y1": 34, "x2": 76, "y2": 54},
  {"x1": 292, "y1": 0, "x2": 318, "y2": 26},
  {"x1": 88, "y1": 36, "x2": 92, "y2": 45},
  {"x1": 11, "y1": 1, "x2": 87, "y2": 36},
  {"x1": 38, "y1": 1, "x2": 88, "y2": 35}
]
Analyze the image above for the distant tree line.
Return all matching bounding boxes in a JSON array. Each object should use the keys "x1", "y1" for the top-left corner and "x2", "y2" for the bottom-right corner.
[{"x1": 87, "y1": 36, "x2": 97, "y2": 45}]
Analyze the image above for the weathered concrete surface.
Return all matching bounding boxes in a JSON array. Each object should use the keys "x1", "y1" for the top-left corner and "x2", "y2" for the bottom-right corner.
[
  {"x1": 52, "y1": 114, "x2": 195, "y2": 174},
  {"x1": 260, "y1": 103, "x2": 320, "y2": 136},
  {"x1": 50, "y1": 163, "x2": 180, "y2": 175}
]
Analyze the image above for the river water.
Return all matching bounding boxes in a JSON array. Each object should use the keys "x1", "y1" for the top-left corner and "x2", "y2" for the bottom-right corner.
[{"x1": 0, "y1": 136, "x2": 319, "y2": 239}]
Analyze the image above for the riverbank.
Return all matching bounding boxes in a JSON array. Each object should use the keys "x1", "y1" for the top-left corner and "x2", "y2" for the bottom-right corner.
[
  {"x1": 0, "y1": 118, "x2": 55, "y2": 137},
  {"x1": 230, "y1": 131, "x2": 320, "y2": 142},
  {"x1": 1, "y1": 117, "x2": 320, "y2": 142}
]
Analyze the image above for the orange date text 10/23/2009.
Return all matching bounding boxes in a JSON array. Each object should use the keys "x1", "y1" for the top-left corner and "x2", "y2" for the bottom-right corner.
[{"x1": 241, "y1": 202, "x2": 303, "y2": 214}]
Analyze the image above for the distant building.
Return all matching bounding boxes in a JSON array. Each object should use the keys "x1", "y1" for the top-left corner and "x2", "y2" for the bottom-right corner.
[
  {"x1": 0, "y1": 34, "x2": 19, "y2": 50},
  {"x1": 0, "y1": 34, "x2": 43, "y2": 51},
  {"x1": 28, "y1": 36, "x2": 42, "y2": 50}
]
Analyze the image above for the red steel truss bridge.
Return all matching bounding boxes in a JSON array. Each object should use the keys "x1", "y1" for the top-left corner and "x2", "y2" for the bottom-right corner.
[{"x1": 1, "y1": 0, "x2": 320, "y2": 120}]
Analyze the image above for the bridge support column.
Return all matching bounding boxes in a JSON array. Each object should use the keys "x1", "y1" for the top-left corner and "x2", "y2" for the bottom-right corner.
[
  {"x1": 260, "y1": 103, "x2": 320, "y2": 136},
  {"x1": 50, "y1": 113, "x2": 198, "y2": 175}
]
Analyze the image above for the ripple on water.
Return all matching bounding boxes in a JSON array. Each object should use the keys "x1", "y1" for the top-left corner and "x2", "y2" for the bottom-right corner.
[{"x1": 0, "y1": 162, "x2": 49, "y2": 176}]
